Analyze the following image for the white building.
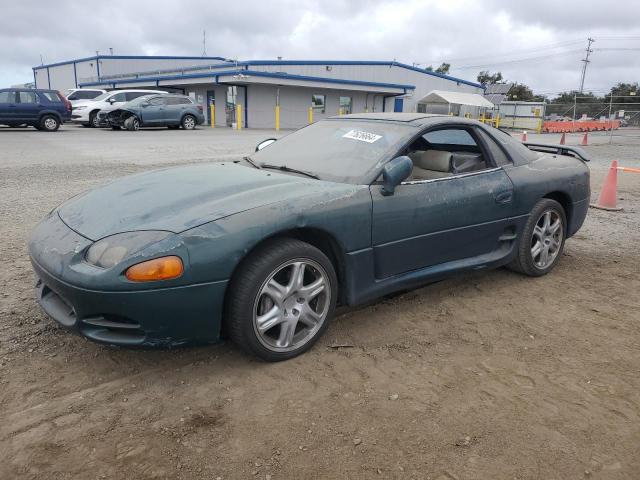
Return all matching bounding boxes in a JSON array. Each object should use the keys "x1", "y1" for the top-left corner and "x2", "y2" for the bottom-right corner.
[{"x1": 33, "y1": 55, "x2": 484, "y2": 129}]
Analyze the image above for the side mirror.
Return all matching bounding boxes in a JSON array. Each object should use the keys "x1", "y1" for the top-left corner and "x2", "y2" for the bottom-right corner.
[
  {"x1": 108, "y1": 97, "x2": 116, "y2": 103},
  {"x1": 255, "y1": 138, "x2": 277, "y2": 152},
  {"x1": 381, "y1": 156, "x2": 413, "y2": 196},
  {"x1": 141, "y1": 102, "x2": 150, "y2": 108}
]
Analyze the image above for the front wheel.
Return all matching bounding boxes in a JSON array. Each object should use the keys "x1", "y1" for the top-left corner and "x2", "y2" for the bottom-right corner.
[
  {"x1": 89, "y1": 111, "x2": 100, "y2": 128},
  {"x1": 181, "y1": 114, "x2": 196, "y2": 130},
  {"x1": 225, "y1": 238, "x2": 337, "y2": 361},
  {"x1": 39, "y1": 115, "x2": 60, "y2": 132},
  {"x1": 508, "y1": 199, "x2": 566, "y2": 276},
  {"x1": 124, "y1": 116, "x2": 140, "y2": 131}
]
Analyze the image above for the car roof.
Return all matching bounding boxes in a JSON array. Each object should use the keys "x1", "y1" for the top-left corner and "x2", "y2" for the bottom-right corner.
[{"x1": 328, "y1": 112, "x2": 484, "y2": 127}]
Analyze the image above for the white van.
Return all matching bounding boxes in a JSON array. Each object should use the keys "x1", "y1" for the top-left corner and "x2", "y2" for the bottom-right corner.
[{"x1": 71, "y1": 89, "x2": 167, "y2": 127}]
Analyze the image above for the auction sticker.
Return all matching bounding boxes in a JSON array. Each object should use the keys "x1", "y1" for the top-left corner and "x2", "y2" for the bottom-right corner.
[{"x1": 343, "y1": 129, "x2": 382, "y2": 143}]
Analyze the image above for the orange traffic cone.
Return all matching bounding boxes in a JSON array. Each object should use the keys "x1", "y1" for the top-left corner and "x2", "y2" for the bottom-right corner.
[
  {"x1": 590, "y1": 161, "x2": 622, "y2": 211},
  {"x1": 581, "y1": 132, "x2": 588, "y2": 146},
  {"x1": 521, "y1": 131, "x2": 527, "y2": 142},
  {"x1": 559, "y1": 133, "x2": 566, "y2": 145}
]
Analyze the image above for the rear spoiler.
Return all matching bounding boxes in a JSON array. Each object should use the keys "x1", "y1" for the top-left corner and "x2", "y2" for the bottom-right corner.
[{"x1": 523, "y1": 142, "x2": 590, "y2": 162}]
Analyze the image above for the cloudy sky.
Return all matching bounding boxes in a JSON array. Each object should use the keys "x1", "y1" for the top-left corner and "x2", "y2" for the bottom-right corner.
[{"x1": 2, "y1": 0, "x2": 639, "y2": 96}]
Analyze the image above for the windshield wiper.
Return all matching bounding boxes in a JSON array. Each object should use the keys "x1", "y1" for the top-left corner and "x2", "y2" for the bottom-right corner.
[
  {"x1": 243, "y1": 156, "x2": 261, "y2": 169},
  {"x1": 260, "y1": 163, "x2": 319, "y2": 179}
]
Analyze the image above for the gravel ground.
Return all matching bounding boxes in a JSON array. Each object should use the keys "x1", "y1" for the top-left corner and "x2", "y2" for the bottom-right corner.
[{"x1": 1, "y1": 125, "x2": 639, "y2": 479}]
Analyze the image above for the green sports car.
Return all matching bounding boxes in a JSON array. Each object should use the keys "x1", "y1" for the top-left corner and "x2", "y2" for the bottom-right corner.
[{"x1": 29, "y1": 113, "x2": 590, "y2": 361}]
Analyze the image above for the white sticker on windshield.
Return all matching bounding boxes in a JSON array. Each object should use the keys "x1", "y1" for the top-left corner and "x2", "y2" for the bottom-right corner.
[{"x1": 343, "y1": 129, "x2": 382, "y2": 143}]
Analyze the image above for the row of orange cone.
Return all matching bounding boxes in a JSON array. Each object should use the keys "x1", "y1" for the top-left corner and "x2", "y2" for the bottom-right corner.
[{"x1": 520, "y1": 131, "x2": 589, "y2": 145}]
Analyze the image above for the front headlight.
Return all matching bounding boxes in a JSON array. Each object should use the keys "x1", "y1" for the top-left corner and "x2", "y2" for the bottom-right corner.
[
  {"x1": 74, "y1": 106, "x2": 87, "y2": 111},
  {"x1": 85, "y1": 231, "x2": 172, "y2": 268}
]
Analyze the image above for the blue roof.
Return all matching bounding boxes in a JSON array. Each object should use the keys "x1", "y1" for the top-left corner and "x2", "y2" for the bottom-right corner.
[
  {"x1": 79, "y1": 69, "x2": 415, "y2": 91},
  {"x1": 35, "y1": 55, "x2": 482, "y2": 89}
]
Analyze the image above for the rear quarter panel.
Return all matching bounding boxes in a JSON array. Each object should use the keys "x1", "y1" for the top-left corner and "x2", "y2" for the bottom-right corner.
[{"x1": 503, "y1": 152, "x2": 590, "y2": 236}]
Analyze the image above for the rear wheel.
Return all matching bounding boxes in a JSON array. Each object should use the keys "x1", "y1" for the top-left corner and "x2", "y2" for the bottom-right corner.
[
  {"x1": 226, "y1": 238, "x2": 337, "y2": 361},
  {"x1": 508, "y1": 199, "x2": 566, "y2": 276},
  {"x1": 39, "y1": 115, "x2": 60, "y2": 132},
  {"x1": 181, "y1": 114, "x2": 196, "y2": 130}
]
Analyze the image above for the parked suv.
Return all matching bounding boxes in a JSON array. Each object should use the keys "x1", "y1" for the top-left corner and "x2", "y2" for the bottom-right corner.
[
  {"x1": 98, "y1": 94, "x2": 205, "y2": 130},
  {"x1": 0, "y1": 88, "x2": 71, "y2": 131},
  {"x1": 62, "y1": 88, "x2": 107, "y2": 105},
  {"x1": 71, "y1": 89, "x2": 166, "y2": 127}
]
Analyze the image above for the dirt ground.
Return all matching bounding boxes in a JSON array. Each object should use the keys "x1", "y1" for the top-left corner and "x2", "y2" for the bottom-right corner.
[{"x1": 1, "y1": 126, "x2": 639, "y2": 479}]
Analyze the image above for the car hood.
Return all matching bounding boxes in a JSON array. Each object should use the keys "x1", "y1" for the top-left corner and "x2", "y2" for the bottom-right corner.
[{"x1": 58, "y1": 163, "x2": 330, "y2": 241}]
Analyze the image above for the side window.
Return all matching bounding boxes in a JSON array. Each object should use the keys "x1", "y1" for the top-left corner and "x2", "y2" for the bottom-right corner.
[
  {"x1": 476, "y1": 129, "x2": 512, "y2": 166},
  {"x1": 0, "y1": 91, "x2": 15, "y2": 103},
  {"x1": 149, "y1": 97, "x2": 166, "y2": 106},
  {"x1": 178, "y1": 97, "x2": 193, "y2": 105},
  {"x1": 19, "y1": 91, "x2": 38, "y2": 103},
  {"x1": 110, "y1": 92, "x2": 127, "y2": 102},
  {"x1": 422, "y1": 129, "x2": 477, "y2": 146},
  {"x1": 78, "y1": 91, "x2": 101, "y2": 99},
  {"x1": 40, "y1": 91, "x2": 61, "y2": 102},
  {"x1": 67, "y1": 92, "x2": 80, "y2": 100}
]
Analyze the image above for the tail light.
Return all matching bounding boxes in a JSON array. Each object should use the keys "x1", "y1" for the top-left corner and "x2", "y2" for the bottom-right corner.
[
  {"x1": 58, "y1": 91, "x2": 72, "y2": 112},
  {"x1": 197, "y1": 105, "x2": 203, "y2": 113}
]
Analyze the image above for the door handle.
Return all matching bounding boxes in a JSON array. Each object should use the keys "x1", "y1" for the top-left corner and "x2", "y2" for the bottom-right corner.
[{"x1": 494, "y1": 191, "x2": 513, "y2": 204}]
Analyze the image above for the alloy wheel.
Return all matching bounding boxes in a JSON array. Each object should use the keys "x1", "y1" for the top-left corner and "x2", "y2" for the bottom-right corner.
[
  {"x1": 530, "y1": 209, "x2": 563, "y2": 269},
  {"x1": 183, "y1": 116, "x2": 196, "y2": 129},
  {"x1": 43, "y1": 117, "x2": 58, "y2": 131},
  {"x1": 253, "y1": 259, "x2": 331, "y2": 352}
]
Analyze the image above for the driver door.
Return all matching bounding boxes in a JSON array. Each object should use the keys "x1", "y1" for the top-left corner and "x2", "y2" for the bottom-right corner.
[
  {"x1": 370, "y1": 125, "x2": 516, "y2": 278},
  {"x1": 139, "y1": 96, "x2": 167, "y2": 125}
]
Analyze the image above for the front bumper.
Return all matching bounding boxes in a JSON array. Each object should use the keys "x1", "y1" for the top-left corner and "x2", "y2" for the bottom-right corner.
[
  {"x1": 28, "y1": 213, "x2": 227, "y2": 347},
  {"x1": 31, "y1": 256, "x2": 227, "y2": 347}
]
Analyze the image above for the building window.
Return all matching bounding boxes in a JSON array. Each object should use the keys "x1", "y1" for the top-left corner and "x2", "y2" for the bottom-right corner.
[
  {"x1": 312, "y1": 94, "x2": 325, "y2": 114},
  {"x1": 339, "y1": 96, "x2": 352, "y2": 115}
]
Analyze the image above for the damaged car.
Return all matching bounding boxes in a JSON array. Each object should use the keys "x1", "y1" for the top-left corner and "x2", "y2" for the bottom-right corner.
[
  {"x1": 98, "y1": 93, "x2": 204, "y2": 130},
  {"x1": 29, "y1": 113, "x2": 590, "y2": 361}
]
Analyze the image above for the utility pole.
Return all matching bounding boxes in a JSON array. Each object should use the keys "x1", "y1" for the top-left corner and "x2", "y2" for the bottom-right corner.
[
  {"x1": 202, "y1": 30, "x2": 207, "y2": 57},
  {"x1": 578, "y1": 37, "x2": 595, "y2": 93}
]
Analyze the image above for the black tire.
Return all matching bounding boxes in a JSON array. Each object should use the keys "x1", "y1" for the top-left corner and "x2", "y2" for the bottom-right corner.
[
  {"x1": 225, "y1": 238, "x2": 338, "y2": 361},
  {"x1": 508, "y1": 199, "x2": 566, "y2": 277},
  {"x1": 181, "y1": 114, "x2": 197, "y2": 130},
  {"x1": 124, "y1": 116, "x2": 140, "y2": 131},
  {"x1": 39, "y1": 115, "x2": 60, "y2": 132},
  {"x1": 89, "y1": 111, "x2": 100, "y2": 128}
]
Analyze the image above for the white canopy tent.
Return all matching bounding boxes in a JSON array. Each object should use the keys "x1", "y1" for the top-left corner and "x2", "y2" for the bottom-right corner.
[{"x1": 417, "y1": 90, "x2": 494, "y2": 116}]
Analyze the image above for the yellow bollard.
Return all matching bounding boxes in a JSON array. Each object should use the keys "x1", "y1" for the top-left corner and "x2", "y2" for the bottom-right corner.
[
  {"x1": 308, "y1": 106, "x2": 313, "y2": 124},
  {"x1": 209, "y1": 104, "x2": 215, "y2": 128},
  {"x1": 536, "y1": 118, "x2": 542, "y2": 134},
  {"x1": 236, "y1": 104, "x2": 242, "y2": 130},
  {"x1": 275, "y1": 105, "x2": 280, "y2": 131},
  {"x1": 495, "y1": 114, "x2": 500, "y2": 129},
  {"x1": 480, "y1": 113, "x2": 485, "y2": 124}
]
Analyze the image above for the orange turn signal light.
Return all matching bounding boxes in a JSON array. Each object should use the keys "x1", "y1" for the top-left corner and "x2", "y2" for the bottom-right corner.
[{"x1": 125, "y1": 256, "x2": 184, "y2": 282}]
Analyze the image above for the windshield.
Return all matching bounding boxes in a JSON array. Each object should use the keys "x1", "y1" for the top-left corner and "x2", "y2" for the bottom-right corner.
[{"x1": 250, "y1": 119, "x2": 416, "y2": 183}]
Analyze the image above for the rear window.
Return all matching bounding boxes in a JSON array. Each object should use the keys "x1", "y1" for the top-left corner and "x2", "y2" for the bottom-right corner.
[
  {"x1": 488, "y1": 127, "x2": 539, "y2": 162},
  {"x1": 126, "y1": 92, "x2": 154, "y2": 101},
  {"x1": 40, "y1": 91, "x2": 62, "y2": 102}
]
